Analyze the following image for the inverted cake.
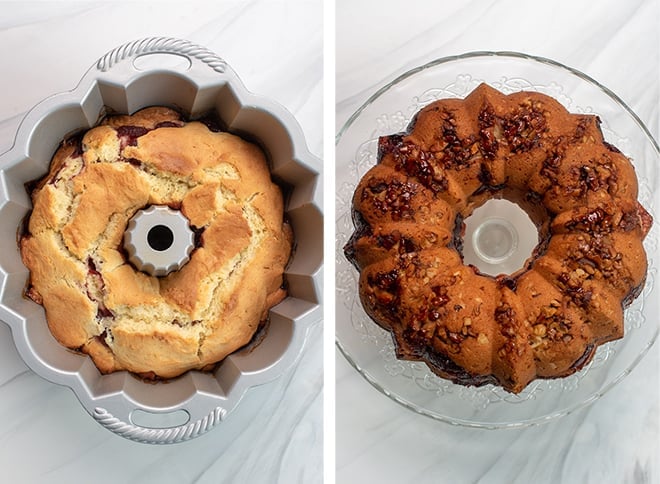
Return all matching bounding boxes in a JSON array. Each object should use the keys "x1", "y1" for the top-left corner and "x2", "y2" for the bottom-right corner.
[{"x1": 344, "y1": 83, "x2": 652, "y2": 393}]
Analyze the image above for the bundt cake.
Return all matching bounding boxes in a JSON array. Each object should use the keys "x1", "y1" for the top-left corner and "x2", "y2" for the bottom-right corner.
[
  {"x1": 20, "y1": 107, "x2": 292, "y2": 379},
  {"x1": 344, "y1": 83, "x2": 652, "y2": 393}
]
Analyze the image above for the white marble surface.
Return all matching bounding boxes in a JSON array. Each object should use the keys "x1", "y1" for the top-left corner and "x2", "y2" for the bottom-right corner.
[
  {"x1": 336, "y1": 1, "x2": 659, "y2": 483},
  {"x1": 0, "y1": 2, "x2": 322, "y2": 483}
]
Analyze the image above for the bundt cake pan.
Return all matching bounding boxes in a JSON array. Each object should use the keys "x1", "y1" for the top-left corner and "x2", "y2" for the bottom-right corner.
[{"x1": 0, "y1": 37, "x2": 322, "y2": 443}]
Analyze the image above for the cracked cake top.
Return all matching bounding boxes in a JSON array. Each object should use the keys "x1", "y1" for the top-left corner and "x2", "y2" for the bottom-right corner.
[{"x1": 20, "y1": 107, "x2": 292, "y2": 379}]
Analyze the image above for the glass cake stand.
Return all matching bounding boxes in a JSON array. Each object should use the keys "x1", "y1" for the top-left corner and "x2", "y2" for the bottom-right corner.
[{"x1": 335, "y1": 52, "x2": 659, "y2": 428}]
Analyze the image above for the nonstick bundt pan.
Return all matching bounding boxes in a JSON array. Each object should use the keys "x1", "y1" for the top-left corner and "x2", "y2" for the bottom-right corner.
[{"x1": 0, "y1": 37, "x2": 322, "y2": 444}]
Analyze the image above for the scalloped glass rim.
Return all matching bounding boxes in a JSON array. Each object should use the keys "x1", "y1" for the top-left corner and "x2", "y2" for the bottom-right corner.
[{"x1": 335, "y1": 51, "x2": 660, "y2": 429}]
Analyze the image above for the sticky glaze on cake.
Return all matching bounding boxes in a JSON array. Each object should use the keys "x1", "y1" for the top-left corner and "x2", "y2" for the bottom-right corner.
[{"x1": 344, "y1": 83, "x2": 652, "y2": 393}]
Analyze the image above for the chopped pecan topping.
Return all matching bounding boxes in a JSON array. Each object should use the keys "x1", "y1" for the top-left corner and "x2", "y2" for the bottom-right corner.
[
  {"x1": 540, "y1": 146, "x2": 564, "y2": 181},
  {"x1": 619, "y1": 204, "x2": 650, "y2": 233},
  {"x1": 564, "y1": 207, "x2": 616, "y2": 233},
  {"x1": 638, "y1": 203, "x2": 653, "y2": 235},
  {"x1": 572, "y1": 117, "x2": 593, "y2": 143},
  {"x1": 375, "y1": 233, "x2": 397, "y2": 250},
  {"x1": 378, "y1": 134, "x2": 404, "y2": 158},
  {"x1": 495, "y1": 302, "x2": 521, "y2": 356},
  {"x1": 564, "y1": 234, "x2": 625, "y2": 282},
  {"x1": 478, "y1": 104, "x2": 497, "y2": 127},
  {"x1": 478, "y1": 105, "x2": 499, "y2": 159},
  {"x1": 446, "y1": 330, "x2": 464, "y2": 344},
  {"x1": 375, "y1": 231, "x2": 418, "y2": 254},
  {"x1": 619, "y1": 209, "x2": 638, "y2": 232},
  {"x1": 502, "y1": 104, "x2": 547, "y2": 153},
  {"x1": 367, "y1": 269, "x2": 401, "y2": 308},
  {"x1": 371, "y1": 270, "x2": 399, "y2": 291},
  {"x1": 528, "y1": 304, "x2": 572, "y2": 348},
  {"x1": 430, "y1": 285, "x2": 450, "y2": 308},
  {"x1": 440, "y1": 113, "x2": 479, "y2": 169},
  {"x1": 566, "y1": 161, "x2": 618, "y2": 197},
  {"x1": 533, "y1": 324, "x2": 547, "y2": 337},
  {"x1": 363, "y1": 178, "x2": 418, "y2": 221},
  {"x1": 557, "y1": 268, "x2": 593, "y2": 308},
  {"x1": 379, "y1": 136, "x2": 449, "y2": 193}
]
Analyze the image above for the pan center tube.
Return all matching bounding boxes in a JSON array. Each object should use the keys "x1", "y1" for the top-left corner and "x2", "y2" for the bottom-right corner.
[{"x1": 124, "y1": 205, "x2": 195, "y2": 277}]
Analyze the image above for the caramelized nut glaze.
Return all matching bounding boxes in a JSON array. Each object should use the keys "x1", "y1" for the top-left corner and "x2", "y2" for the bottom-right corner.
[{"x1": 345, "y1": 84, "x2": 652, "y2": 393}]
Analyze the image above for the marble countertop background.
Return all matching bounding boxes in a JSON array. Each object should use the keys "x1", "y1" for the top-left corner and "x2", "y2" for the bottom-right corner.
[
  {"x1": 336, "y1": 1, "x2": 659, "y2": 483},
  {"x1": 0, "y1": 2, "x2": 322, "y2": 483}
]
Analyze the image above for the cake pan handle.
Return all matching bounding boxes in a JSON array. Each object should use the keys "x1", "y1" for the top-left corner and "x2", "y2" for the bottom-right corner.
[
  {"x1": 92, "y1": 405, "x2": 227, "y2": 445},
  {"x1": 94, "y1": 37, "x2": 229, "y2": 79}
]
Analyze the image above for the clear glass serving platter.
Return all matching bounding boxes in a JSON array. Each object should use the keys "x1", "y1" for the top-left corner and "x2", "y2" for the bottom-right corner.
[{"x1": 335, "y1": 52, "x2": 659, "y2": 428}]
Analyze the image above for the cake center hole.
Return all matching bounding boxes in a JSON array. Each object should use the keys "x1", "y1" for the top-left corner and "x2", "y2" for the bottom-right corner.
[
  {"x1": 473, "y1": 219, "x2": 517, "y2": 262},
  {"x1": 147, "y1": 225, "x2": 174, "y2": 252},
  {"x1": 463, "y1": 199, "x2": 538, "y2": 276}
]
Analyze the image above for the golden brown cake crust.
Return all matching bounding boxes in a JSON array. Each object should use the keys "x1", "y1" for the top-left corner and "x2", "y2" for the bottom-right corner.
[
  {"x1": 20, "y1": 107, "x2": 292, "y2": 378},
  {"x1": 344, "y1": 83, "x2": 652, "y2": 393}
]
